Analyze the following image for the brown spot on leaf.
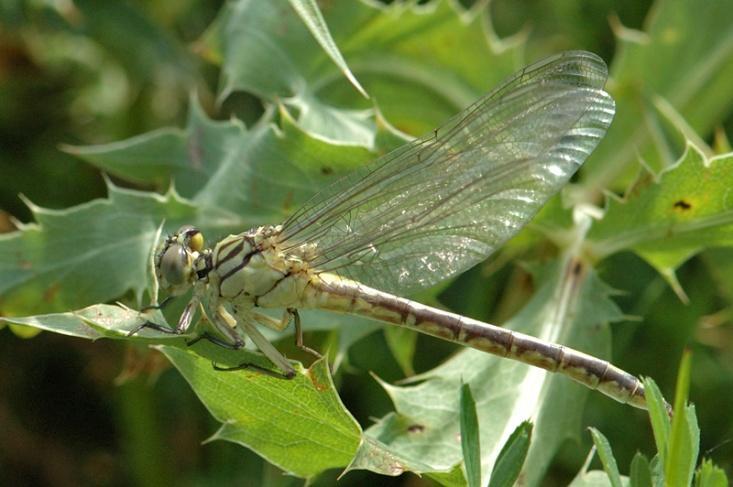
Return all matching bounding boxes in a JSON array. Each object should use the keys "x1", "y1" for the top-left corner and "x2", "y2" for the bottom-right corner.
[
  {"x1": 673, "y1": 199, "x2": 692, "y2": 211},
  {"x1": 0, "y1": 210, "x2": 15, "y2": 233},
  {"x1": 43, "y1": 282, "x2": 60, "y2": 303},
  {"x1": 407, "y1": 424, "x2": 425, "y2": 433},
  {"x1": 281, "y1": 191, "x2": 294, "y2": 213},
  {"x1": 306, "y1": 367, "x2": 329, "y2": 392}
]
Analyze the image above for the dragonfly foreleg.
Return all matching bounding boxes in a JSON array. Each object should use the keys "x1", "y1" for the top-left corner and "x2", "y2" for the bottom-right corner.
[
  {"x1": 128, "y1": 296, "x2": 200, "y2": 338},
  {"x1": 140, "y1": 295, "x2": 175, "y2": 312},
  {"x1": 127, "y1": 319, "x2": 177, "y2": 337}
]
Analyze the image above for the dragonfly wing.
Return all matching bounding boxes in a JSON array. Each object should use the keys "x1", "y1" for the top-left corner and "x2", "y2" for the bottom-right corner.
[{"x1": 277, "y1": 51, "x2": 615, "y2": 295}]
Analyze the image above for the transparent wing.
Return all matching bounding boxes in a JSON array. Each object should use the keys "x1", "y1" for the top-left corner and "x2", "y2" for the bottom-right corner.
[{"x1": 277, "y1": 51, "x2": 615, "y2": 295}]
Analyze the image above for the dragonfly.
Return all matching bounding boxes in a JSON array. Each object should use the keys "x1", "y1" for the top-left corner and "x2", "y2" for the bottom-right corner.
[{"x1": 130, "y1": 50, "x2": 649, "y2": 410}]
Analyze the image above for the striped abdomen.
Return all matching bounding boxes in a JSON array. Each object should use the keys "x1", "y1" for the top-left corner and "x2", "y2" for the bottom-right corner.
[{"x1": 303, "y1": 272, "x2": 647, "y2": 410}]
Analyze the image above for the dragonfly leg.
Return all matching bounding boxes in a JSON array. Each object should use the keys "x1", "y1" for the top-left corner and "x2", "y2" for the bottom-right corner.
[
  {"x1": 186, "y1": 332, "x2": 243, "y2": 350},
  {"x1": 140, "y1": 295, "x2": 175, "y2": 312},
  {"x1": 129, "y1": 296, "x2": 200, "y2": 338},
  {"x1": 127, "y1": 320, "x2": 176, "y2": 337},
  {"x1": 213, "y1": 361, "x2": 294, "y2": 380},
  {"x1": 221, "y1": 307, "x2": 297, "y2": 379},
  {"x1": 182, "y1": 304, "x2": 245, "y2": 350},
  {"x1": 249, "y1": 309, "x2": 289, "y2": 331},
  {"x1": 288, "y1": 308, "x2": 322, "y2": 359}
]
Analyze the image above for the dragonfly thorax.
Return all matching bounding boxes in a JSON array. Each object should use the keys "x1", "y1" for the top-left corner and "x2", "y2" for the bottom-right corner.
[{"x1": 207, "y1": 225, "x2": 312, "y2": 309}]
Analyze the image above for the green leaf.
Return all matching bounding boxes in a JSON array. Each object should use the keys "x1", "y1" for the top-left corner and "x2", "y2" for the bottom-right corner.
[
  {"x1": 73, "y1": 0, "x2": 194, "y2": 81},
  {"x1": 488, "y1": 421, "x2": 532, "y2": 487},
  {"x1": 0, "y1": 183, "x2": 196, "y2": 315},
  {"x1": 202, "y1": 0, "x2": 523, "y2": 143},
  {"x1": 629, "y1": 452, "x2": 652, "y2": 487},
  {"x1": 65, "y1": 98, "x2": 226, "y2": 196},
  {"x1": 589, "y1": 427, "x2": 623, "y2": 487},
  {"x1": 694, "y1": 458, "x2": 729, "y2": 487},
  {"x1": 344, "y1": 433, "x2": 452, "y2": 480},
  {"x1": 643, "y1": 377, "x2": 671, "y2": 467},
  {"x1": 68, "y1": 99, "x2": 384, "y2": 220},
  {"x1": 356, "y1": 258, "x2": 624, "y2": 483},
  {"x1": 580, "y1": 0, "x2": 733, "y2": 196},
  {"x1": 383, "y1": 326, "x2": 417, "y2": 376},
  {"x1": 701, "y1": 247, "x2": 733, "y2": 302},
  {"x1": 588, "y1": 146, "x2": 733, "y2": 289},
  {"x1": 0, "y1": 302, "x2": 412, "y2": 480},
  {"x1": 0, "y1": 303, "x2": 155, "y2": 341},
  {"x1": 333, "y1": 320, "x2": 382, "y2": 372},
  {"x1": 571, "y1": 449, "x2": 632, "y2": 487},
  {"x1": 67, "y1": 99, "x2": 399, "y2": 238},
  {"x1": 460, "y1": 383, "x2": 481, "y2": 487},
  {"x1": 666, "y1": 351, "x2": 699, "y2": 487},
  {"x1": 158, "y1": 346, "x2": 361, "y2": 479},
  {"x1": 570, "y1": 471, "x2": 630, "y2": 487},
  {"x1": 288, "y1": 0, "x2": 367, "y2": 98}
]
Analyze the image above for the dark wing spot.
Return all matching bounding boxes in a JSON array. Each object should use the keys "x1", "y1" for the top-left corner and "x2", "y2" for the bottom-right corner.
[
  {"x1": 320, "y1": 166, "x2": 333, "y2": 175},
  {"x1": 673, "y1": 199, "x2": 692, "y2": 210}
]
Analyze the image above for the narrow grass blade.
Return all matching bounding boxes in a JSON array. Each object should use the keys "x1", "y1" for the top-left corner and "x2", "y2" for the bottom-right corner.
[
  {"x1": 488, "y1": 421, "x2": 532, "y2": 487},
  {"x1": 588, "y1": 427, "x2": 622, "y2": 487},
  {"x1": 459, "y1": 382, "x2": 481, "y2": 487}
]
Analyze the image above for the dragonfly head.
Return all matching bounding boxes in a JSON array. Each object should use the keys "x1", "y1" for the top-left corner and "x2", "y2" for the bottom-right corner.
[{"x1": 155, "y1": 225, "x2": 206, "y2": 296}]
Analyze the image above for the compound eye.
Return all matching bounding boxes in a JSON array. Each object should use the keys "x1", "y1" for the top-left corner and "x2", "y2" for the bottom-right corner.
[
  {"x1": 188, "y1": 231, "x2": 204, "y2": 252},
  {"x1": 175, "y1": 225, "x2": 204, "y2": 252},
  {"x1": 159, "y1": 244, "x2": 189, "y2": 285}
]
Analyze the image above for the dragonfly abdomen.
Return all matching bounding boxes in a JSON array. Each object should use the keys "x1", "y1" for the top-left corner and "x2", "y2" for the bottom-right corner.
[{"x1": 306, "y1": 272, "x2": 647, "y2": 410}]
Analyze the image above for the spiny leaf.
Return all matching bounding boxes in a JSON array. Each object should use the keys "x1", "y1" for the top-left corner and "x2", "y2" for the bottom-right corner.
[
  {"x1": 588, "y1": 145, "x2": 733, "y2": 291},
  {"x1": 0, "y1": 304, "x2": 150, "y2": 340},
  {"x1": 581, "y1": 0, "x2": 733, "y2": 196},
  {"x1": 357, "y1": 258, "x2": 624, "y2": 484},
  {"x1": 159, "y1": 347, "x2": 361, "y2": 479},
  {"x1": 200, "y1": 0, "x2": 523, "y2": 143},
  {"x1": 67, "y1": 98, "x2": 405, "y2": 232},
  {"x1": 0, "y1": 183, "x2": 196, "y2": 315},
  {"x1": 65, "y1": 99, "x2": 245, "y2": 197},
  {"x1": 288, "y1": 0, "x2": 368, "y2": 98}
]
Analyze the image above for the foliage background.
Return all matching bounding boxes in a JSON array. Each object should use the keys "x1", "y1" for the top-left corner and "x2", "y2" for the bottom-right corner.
[{"x1": 1, "y1": 0, "x2": 732, "y2": 485}]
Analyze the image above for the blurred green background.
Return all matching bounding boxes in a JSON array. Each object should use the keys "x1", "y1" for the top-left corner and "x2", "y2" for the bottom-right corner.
[{"x1": 1, "y1": 0, "x2": 732, "y2": 485}]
